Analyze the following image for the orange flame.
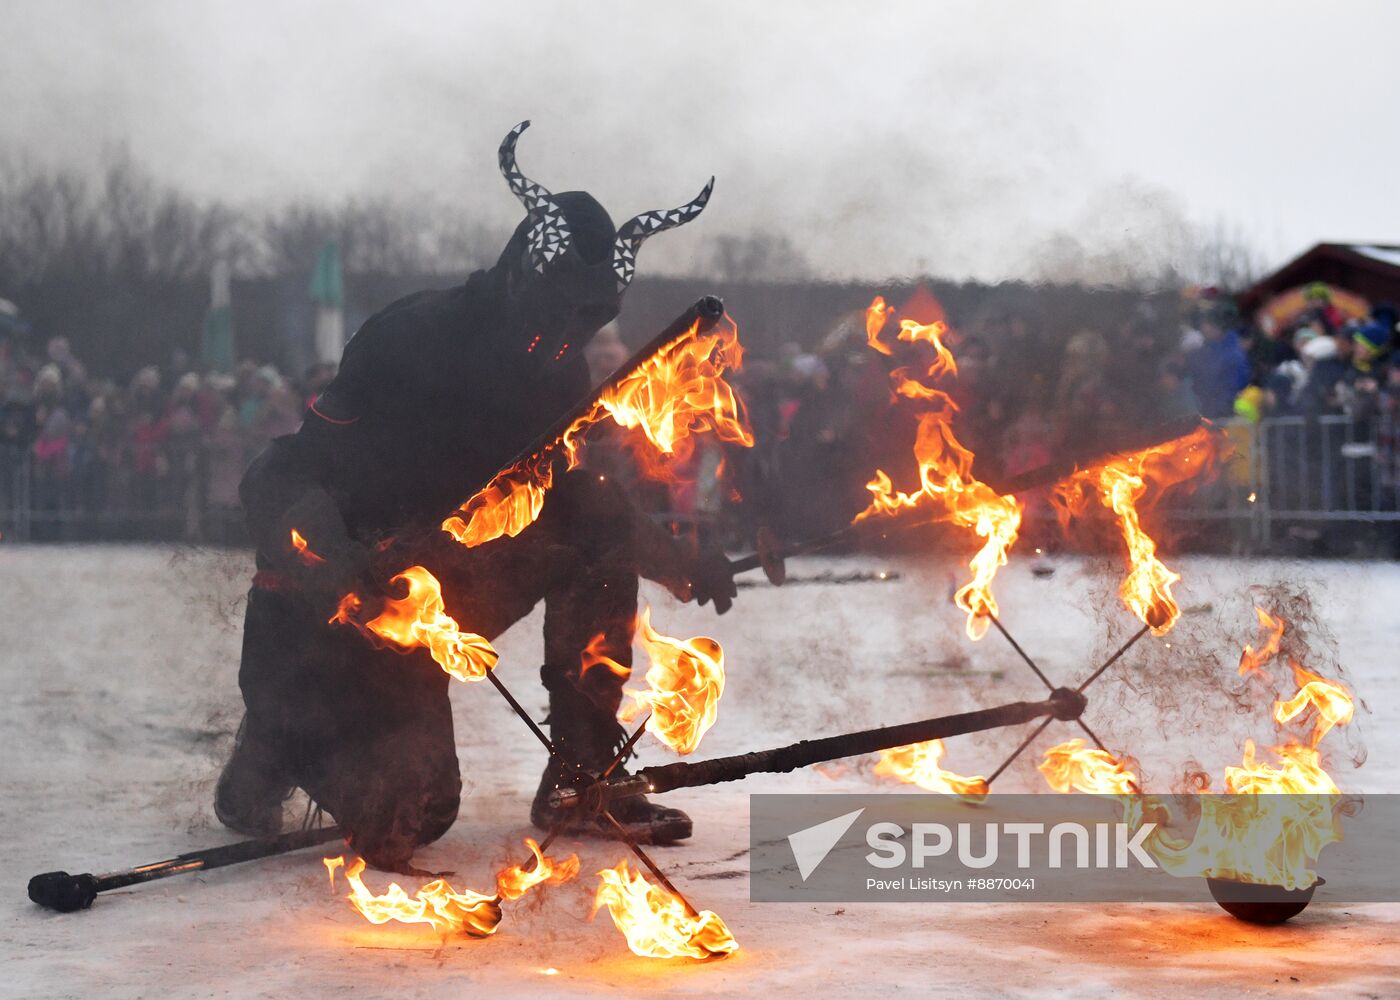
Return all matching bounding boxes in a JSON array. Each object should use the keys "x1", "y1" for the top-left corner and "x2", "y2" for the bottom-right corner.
[
  {"x1": 330, "y1": 565, "x2": 499, "y2": 683},
  {"x1": 443, "y1": 316, "x2": 752, "y2": 548},
  {"x1": 1052, "y1": 428, "x2": 1219, "y2": 634},
  {"x1": 855, "y1": 396, "x2": 1021, "y2": 640},
  {"x1": 1145, "y1": 611, "x2": 1354, "y2": 889},
  {"x1": 875, "y1": 739, "x2": 988, "y2": 800},
  {"x1": 865, "y1": 295, "x2": 957, "y2": 380},
  {"x1": 325, "y1": 856, "x2": 502, "y2": 937},
  {"x1": 494, "y1": 837, "x2": 581, "y2": 902},
  {"x1": 289, "y1": 528, "x2": 325, "y2": 566},
  {"x1": 865, "y1": 296, "x2": 894, "y2": 355},
  {"x1": 1238, "y1": 606, "x2": 1285, "y2": 676},
  {"x1": 592, "y1": 860, "x2": 738, "y2": 960},
  {"x1": 894, "y1": 318, "x2": 957, "y2": 379},
  {"x1": 1151, "y1": 737, "x2": 1345, "y2": 890},
  {"x1": 1039, "y1": 739, "x2": 1140, "y2": 795},
  {"x1": 619, "y1": 608, "x2": 725, "y2": 755},
  {"x1": 1273, "y1": 659, "x2": 1354, "y2": 747},
  {"x1": 856, "y1": 297, "x2": 1019, "y2": 639},
  {"x1": 579, "y1": 631, "x2": 632, "y2": 684}
]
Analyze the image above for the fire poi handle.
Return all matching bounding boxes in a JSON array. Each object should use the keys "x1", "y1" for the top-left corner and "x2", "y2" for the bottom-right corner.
[
  {"x1": 549, "y1": 688, "x2": 1086, "y2": 810},
  {"x1": 28, "y1": 825, "x2": 344, "y2": 913},
  {"x1": 727, "y1": 414, "x2": 1209, "y2": 577}
]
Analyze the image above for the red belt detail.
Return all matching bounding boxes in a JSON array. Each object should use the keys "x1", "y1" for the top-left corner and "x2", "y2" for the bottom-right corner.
[{"x1": 252, "y1": 570, "x2": 300, "y2": 592}]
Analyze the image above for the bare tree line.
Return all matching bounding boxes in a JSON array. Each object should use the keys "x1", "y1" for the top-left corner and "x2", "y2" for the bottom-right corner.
[{"x1": 0, "y1": 150, "x2": 507, "y2": 288}]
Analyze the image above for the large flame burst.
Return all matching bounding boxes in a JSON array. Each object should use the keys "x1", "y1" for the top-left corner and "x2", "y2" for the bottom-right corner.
[
  {"x1": 855, "y1": 296, "x2": 1022, "y2": 640},
  {"x1": 592, "y1": 860, "x2": 739, "y2": 960},
  {"x1": 1039, "y1": 608, "x2": 1355, "y2": 890},
  {"x1": 1051, "y1": 427, "x2": 1219, "y2": 635},
  {"x1": 442, "y1": 315, "x2": 752, "y2": 548},
  {"x1": 1156, "y1": 610, "x2": 1355, "y2": 889}
]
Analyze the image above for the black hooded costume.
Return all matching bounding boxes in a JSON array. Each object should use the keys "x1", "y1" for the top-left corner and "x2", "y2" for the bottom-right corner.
[{"x1": 216, "y1": 123, "x2": 734, "y2": 871}]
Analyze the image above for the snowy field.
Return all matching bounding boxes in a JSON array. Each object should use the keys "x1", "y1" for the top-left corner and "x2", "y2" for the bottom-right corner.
[{"x1": 2, "y1": 545, "x2": 1398, "y2": 998}]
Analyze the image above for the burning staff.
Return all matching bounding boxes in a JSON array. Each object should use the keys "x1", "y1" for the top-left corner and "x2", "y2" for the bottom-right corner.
[
  {"x1": 218, "y1": 121, "x2": 744, "y2": 875},
  {"x1": 546, "y1": 687, "x2": 1090, "y2": 814}
]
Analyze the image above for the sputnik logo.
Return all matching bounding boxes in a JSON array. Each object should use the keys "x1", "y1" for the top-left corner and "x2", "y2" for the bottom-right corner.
[{"x1": 788, "y1": 808, "x2": 865, "y2": 881}]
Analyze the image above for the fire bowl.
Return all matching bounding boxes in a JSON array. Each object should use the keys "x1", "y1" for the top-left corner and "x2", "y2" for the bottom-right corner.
[{"x1": 1206, "y1": 876, "x2": 1322, "y2": 925}]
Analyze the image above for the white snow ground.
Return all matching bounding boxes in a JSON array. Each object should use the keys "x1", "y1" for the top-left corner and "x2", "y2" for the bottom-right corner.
[{"x1": 1, "y1": 546, "x2": 1397, "y2": 999}]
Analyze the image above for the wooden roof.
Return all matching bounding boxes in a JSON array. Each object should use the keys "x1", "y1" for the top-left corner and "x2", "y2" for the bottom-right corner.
[{"x1": 1239, "y1": 243, "x2": 1400, "y2": 311}]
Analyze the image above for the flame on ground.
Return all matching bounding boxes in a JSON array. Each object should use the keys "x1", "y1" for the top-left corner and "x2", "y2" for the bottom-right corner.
[
  {"x1": 324, "y1": 856, "x2": 502, "y2": 937},
  {"x1": 289, "y1": 528, "x2": 325, "y2": 566},
  {"x1": 1039, "y1": 739, "x2": 1140, "y2": 795},
  {"x1": 592, "y1": 860, "x2": 738, "y2": 960},
  {"x1": 618, "y1": 608, "x2": 725, "y2": 755},
  {"x1": 442, "y1": 315, "x2": 752, "y2": 548},
  {"x1": 330, "y1": 565, "x2": 499, "y2": 682},
  {"x1": 494, "y1": 837, "x2": 581, "y2": 902},
  {"x1": 1051, "y1": 427, "x2": 1219, "y2": 635},
  {"x1": 875, "y1": 739, "x2": 988, "y2": 800}
]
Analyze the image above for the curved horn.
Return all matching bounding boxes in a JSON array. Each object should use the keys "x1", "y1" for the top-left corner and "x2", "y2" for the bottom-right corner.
[
  {"x1": 612, "y1": 177, "x2": 715, "y2": 292},
  {"x1": 498, "y1": 121, "x2": 572, "y2": 272}
]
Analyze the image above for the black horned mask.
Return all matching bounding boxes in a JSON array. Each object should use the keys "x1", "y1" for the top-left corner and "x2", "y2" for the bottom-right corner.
[{"x1": 497, "y1": 121, "x2": 713, "y2": 367}]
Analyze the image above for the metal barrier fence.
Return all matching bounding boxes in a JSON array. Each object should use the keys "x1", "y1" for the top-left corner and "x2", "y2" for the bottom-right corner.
[
  {"x1": 2, "y1": 416, "x2": 1398, "y2": 549},
  {"x1": 0, "y1": 443, "x2": 246, "y2": 544},
  {"x1": 1168, "y1": 414, "x2": 1400, "y2": 551}
]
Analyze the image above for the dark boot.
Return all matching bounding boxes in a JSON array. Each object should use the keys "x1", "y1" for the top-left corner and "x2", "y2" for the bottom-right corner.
[
  {"x1": 214, "y1": 716, "x2": 294, "y2": 837},
  {"x1": 530, "y1": 684, "x2": 692, "y2": 845}
]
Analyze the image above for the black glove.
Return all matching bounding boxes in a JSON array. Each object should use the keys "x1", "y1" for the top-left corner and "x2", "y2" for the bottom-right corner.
[{"x1": 688, "y1": 542, "x2": 737, "y2": 615}]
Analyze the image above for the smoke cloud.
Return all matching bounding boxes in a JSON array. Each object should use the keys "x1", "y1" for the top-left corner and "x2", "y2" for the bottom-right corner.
[{"x1": 2, "y1": 1, "x2": 1398, "y2": 284}]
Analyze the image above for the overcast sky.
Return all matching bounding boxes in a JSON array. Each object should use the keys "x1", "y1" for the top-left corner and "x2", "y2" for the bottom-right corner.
[{"x1": 2, "y1": 0, "x2": 1396, "y2": 283}]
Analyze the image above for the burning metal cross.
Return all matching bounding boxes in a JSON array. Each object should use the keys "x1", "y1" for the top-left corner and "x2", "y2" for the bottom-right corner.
[
  {"x1": 978, "y1": 611, "x2": 1152, "y2": 788},
  {"x1": 480, "y1": 665, "x2": 707, "y2": 917}
]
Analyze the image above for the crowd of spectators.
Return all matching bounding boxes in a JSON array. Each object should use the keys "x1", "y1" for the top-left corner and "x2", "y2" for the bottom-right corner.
[
  {"x1": 5, "y1": 283, "x2": 1398, "y2": 546},
  {"x1": 0, "y1": 332, "x2": 335, "y2": 541},
  {"x1": 687, "y1": 286, "x2": 1400, "y2": 546},
  {"x1": 698, "y1": 294, "x2": 1208, "y2": 543}
]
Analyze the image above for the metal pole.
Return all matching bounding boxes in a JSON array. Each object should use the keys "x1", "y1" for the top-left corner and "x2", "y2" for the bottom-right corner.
[
  {"x1": 549, "y1": 690, "x2": 1086, "y2": 810},
  {"x1": 29, "y1": 825, "x2": 345, "y2": 913}
]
